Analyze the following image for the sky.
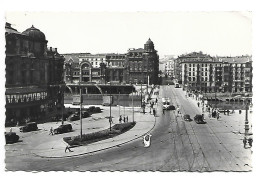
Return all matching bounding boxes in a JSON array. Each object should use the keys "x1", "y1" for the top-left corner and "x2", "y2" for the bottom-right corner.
[{"x1": 5, "y1": 11, "x2": 252, "y2": 58}]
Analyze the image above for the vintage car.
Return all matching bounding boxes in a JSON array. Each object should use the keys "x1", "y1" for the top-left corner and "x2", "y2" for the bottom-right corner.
[
  {"x1": 54, "y1": 124, "x2": 72, "y2": 134},
  {"x1": 19, "y1": 122, "x2": 38, "y2": 132},
  {"x1": 5, "y1": 132, "x2": 19, "y2": 144},
  {"x1": 67, "y1": 114, "x2": 80, "y2": 121},
  {"x1": 194, "y1": 114, "x2": 206, "y2": 124},
  {"x1": 184, "y1": 114, "x2": 192, "y2": 121}
]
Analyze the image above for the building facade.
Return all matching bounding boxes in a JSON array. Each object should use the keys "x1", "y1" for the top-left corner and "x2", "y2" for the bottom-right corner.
[
  {"x1": 179, "y1": 52, "x2": 253, "y2": 95},
  {"x1": 63, "y1": 53, "x2": 126, "y2": 85},
  {"x1": 63, "y1": 38, "x2": 160, "y2": 85},
  {"x1": 5, "y1": 22, "x2": 65, "y2": 126},
  {"x1": 125, "y1": 38, "x2": 159, "y2": 85}
]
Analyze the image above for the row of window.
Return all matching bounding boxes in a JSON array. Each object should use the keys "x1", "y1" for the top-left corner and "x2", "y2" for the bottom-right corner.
[{"x1": 6, "y1": 92, "x2": 48, "y2": 103}]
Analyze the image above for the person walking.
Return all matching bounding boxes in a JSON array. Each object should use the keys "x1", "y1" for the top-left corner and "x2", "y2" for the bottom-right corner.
[
  {"x1": 119, "y1": 115, "x2": 122, "y2": 123},
  {"x1": 153, "y1": 108, "x2": 156, "y2": 117},
  {"x1": 176, "y1": 106, "x2": 180, "y2": 117},
  {"x1": 217, "y1": 112, "x2": 220, "y2": 120},
  {"x1": 49, "y1": 127, "x2": 54, "y2": 135},
  {"x1": 65, "y1": 145, "x2": 72, "y2": 153},
  {"x1": 243, "y1": 137, "x2": 247, "y2": 148},
  {"x1": 123, "y1": 116, "x2": 126, "y2": 123},
  {"x1": 126, "y1": 116, "x2": 128, "y2": 122},
  {"x1": 248, "y1": 138, "x2": 253, "y2": 147},
  {"x1": 197, "y1": 102, "x2": 200, "y2": 107}
]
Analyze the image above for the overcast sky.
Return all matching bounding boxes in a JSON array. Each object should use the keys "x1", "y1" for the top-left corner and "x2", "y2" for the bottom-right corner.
[{"x1": 5, "y1": 12, "x2": 252, "y2": 58}]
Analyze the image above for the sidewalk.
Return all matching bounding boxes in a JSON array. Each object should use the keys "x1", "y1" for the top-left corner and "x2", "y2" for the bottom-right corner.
[
  {"x1": 31, "y1": 105, "x2": 157, "y2": 158},
  {"x1": 182, "y1": 90, "x2": 253, "y2": 136}
]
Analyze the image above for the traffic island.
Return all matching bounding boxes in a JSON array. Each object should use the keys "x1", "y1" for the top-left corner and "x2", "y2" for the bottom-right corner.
[{"x1": 63, "y1": 121, "x2": 136, "y2": 146}]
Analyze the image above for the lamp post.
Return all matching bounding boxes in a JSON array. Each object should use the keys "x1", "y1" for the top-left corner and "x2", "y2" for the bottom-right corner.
[
  {"x1": 131, "y1": 83, "x2": 134, "y2": 122},
  {"x1": 109, "y1": 81, "x2": 112, "y2": 131},
  {"x1": 140, "y1": 81, "x2": 143, "y2": 107},
  {"x1": 118, "y1": 91, "x2": 120, "y2": 118},
  {"x1": 79, "y1": 64, "x2": 83, "y2": 139}
]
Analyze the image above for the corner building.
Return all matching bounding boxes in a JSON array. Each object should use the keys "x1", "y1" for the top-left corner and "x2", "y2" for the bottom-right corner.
[
  {"x1": 5, "y1": 23, "x2": 65, "y2": 126},
  {"x1": 125, "y1": 38, "x2": 159, "y2": 85}
]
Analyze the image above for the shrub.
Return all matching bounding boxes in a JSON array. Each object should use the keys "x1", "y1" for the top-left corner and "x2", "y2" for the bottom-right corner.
[{"x1": 64, "y1": 121, "x2": 136, "y2": 146}]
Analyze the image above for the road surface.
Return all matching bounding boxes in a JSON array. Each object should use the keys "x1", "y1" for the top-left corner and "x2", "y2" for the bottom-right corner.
[{"x1": 5, "y1": 85, "x2": 252, "y2": 171}]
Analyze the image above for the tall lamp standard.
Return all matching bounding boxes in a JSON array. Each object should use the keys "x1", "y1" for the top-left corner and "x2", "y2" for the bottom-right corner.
[
  {"x1": 140, "y1": 81, "x2": 143, "y2": 107},
  {"x1": 79, "y1": 63, "x2": 83, "y2": 139},
  {"x1": 109, "y1": 81, "x2": 112, "y2": 131}
]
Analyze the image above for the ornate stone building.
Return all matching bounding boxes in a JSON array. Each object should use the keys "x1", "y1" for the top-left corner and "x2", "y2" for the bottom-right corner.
[
  {"x1": 125, "y1": 38, "x2": 159, "y2": 85},
  {"x1": 5, "y1": 22, "x2": 65, "y2": 126}
]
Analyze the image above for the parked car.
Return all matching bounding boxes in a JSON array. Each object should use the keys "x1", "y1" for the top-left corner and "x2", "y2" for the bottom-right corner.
[
  {"x1": 54, "y1": 124, "x2": 72, "y2": 134},
  {"x1": 5, "y1": 132, "x2": 19, "y2": 144},
  {"x1": 67, "y1": 114, "x2": 80, "y2": 121},
  {"x1": 20, "y1": 122, "x2": 38, "y2": 132},
  {"x1": 194, "y1": 114, "x2": 206, "y2": 124},
  {"x1": 184, "y1": 114, "x2": 192, "y2": 121},
  {"x1": 82, "y1": 111, "x2": 90, "y2": 118}
]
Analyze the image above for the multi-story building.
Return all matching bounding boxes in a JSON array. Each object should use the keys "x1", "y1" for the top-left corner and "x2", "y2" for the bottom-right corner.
[
  {"x1": 63, "y1": 53, "x2": 126, "y2": 84},
  {"x1": 64, "y1": 38, "x2": 159, "y2": 85},
  {"x1": 180, "y1": 52, "x2": 253, "y2": 95},
  {"x1": 216, "y1": 56, "x2": 253, "y2": 94},
  {"x1": 5, "y1": 22, "x2": 65, "y2": 126},
  {"x1": 180, "y1": 52, "x2": 215, "y2": 93},
  {"x1": 164, "y1": 57, "x2": 175, "y2": 79},
  {"x1": 125, "y1": 38, "x2": 159, "y2": 85}
]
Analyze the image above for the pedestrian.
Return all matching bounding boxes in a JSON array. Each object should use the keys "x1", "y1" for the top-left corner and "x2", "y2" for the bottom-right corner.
[
  {"x1": 208, "y1": 112, "x2": 211, "y2": 118},
  {"x1": 239, "y1": 110, "x2": 242, "y2": 114},
  {"x1": 153, "y1": 108, "x2": 156, "y2": 117},
  {"x1": 224, "y1": 110, "x2": 226, "y2": 115},
  {"x1": 126, "y1": 116, "x2": 128, "y2": 122},
  {"x1": 197, "y1": 102, "x2": 200, "y2": 107},
  {"x1": 49, "y1": 127, "x2": 54, "y2": 135},
  {"x1": 65, "y1": 145, "x2": 72, "y2": 153},
  {"x1": 119, "y1": 115, "x2": 122, "y2": 123},
  {"x1": 248, "y1": 138, "x2": 253, "y2": 147},
  {"x1": 155, "y1": 98, "x2": 158, "y2": 104},
  {"x1": 123, "y1": 117, "x2": 126, "y2": 123},
  {"x1": 227, "y1": 110, "x2": 230, "y2": 116},
  {"x1": 217, "y1": 112, "x2": 220, "y2": 120},
  {"x1": 243, "y1": 137, "x2": 247, "y2": 148}
]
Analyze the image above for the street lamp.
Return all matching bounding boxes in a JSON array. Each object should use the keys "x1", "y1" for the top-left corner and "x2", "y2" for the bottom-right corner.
[
  {"x1": 79, "y1": 63, "x2": 83, "y2": 139},
  {"x1": 140, "y1": 81, "x2": 143, "y2": 107},
  {"x1": 109, "y1": 81, "x2": 112, "y2": 131}
]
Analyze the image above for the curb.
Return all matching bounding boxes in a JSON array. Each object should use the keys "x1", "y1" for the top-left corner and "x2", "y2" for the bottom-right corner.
[{"x1": 33, "y1": 113, "x2": 157, "y2": 159}]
